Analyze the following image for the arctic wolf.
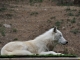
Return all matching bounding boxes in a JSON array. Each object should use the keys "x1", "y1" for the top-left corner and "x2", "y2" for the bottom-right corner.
[{"x1": 1, "y1": 27, "x2": 68, "y2": 55}]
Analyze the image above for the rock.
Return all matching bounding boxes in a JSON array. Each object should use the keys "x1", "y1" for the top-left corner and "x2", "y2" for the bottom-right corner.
[
  {"x1": 62, "y1": 27, "x2": 66, "y2": 30},
  {"x1": 44, "y1": 9, "x2": 47, "y2": 11},
  {"x1": 3, "y1": 24, "x2": 11, "y2": 28}
]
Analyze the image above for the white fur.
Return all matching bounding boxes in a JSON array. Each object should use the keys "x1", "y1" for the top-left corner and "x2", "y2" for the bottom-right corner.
[{"x1": 1, "y1": 28, "x2": 67, "y2": 55}]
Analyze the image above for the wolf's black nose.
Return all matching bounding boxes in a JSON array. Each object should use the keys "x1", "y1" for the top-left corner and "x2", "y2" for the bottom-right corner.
[{"x1": 66, "y1": 41, "x2": 68, "y2": 44}]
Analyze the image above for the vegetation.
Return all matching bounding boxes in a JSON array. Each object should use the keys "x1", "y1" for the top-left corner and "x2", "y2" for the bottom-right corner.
[
  {"x1": 70, "y1": 29, "x2": 80, "y2": 34},
  {"x1": 30, "y1": 12, "x2": 38, "y2": 16},
  {"x1": 67, "y1": 19, "x2": 71, "y2": 22},
  {"x1": 0, "y1": 54, "x2": 76, "y2": 58},
  {"x1": 5, "y1": 14, "x2": 13, "y2": 19},
  {"x1": 15, "y1": 0, "x2": 20, "y2": 2},
  {"x1": 29, "y1": 0, "x2": 43, "y2": 5},
  {"x1": 70, "y1": 18, "x2": 76, "y2": 23},
  {"x1": 56, "y1": 0, "x2": 74, "y2": 6},
  {"x1": 67, "y1": 12, "x2": 74, "y2": 16},
  {"x1": 50, "y1": 16, "x2": 56, "y2": 19},
  {"x1": 0, "y1": 28, "x2": 5, "y2": 36},
  {"x1": 47, "y1": 19, "x2": 52, "y2": 23},
  {"x1": 65, "y1": 7, "x2": 71, "y2": 11},
  {"x1": 63, "y1": 48, "x2": 68, "y2": 54},
  {"x1": 55, "y1": 21, "x2": 62, "y2": 28},
  {"x1": 12, "y1": 29, "x2": 17, "y2": 32},
  {"x1": 74, "y1": 0, "x2": 80, "y2": 5},
  {"x1": 65, "y1": 8, "x2": 77, "y2": 12},
  {"x1": 13, "y1": 38, "x2": 18, "y2": 41},
  {"x1": 0, "y1": 14, "x2": 13, "y2": 19},
  {"x1": 0, "y1": 41, "x2": 2, "y2": 43},
  {"x1": 29, "y1": 0, "x2": 43, "y2": 3},
  {"x1": 0, "y1": 7, "x2": 7, "y2": 12},
  {"x1": 0, "y1": 24, "x2": 2, "y2": 27},
  {"x1": 76, "y1": 10, "x2": 80, "y2": 17},
  {"x1": 71, "y1": 9, "x2": 77, "y2": 11},
  {"x1": 0, "y1": 25, "x2": 6, "y2": 36}
]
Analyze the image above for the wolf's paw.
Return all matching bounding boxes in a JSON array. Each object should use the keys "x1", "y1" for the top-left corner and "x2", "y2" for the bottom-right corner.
[{"x1": 57, "y1": 53, "x2": 64, "y2": 55}]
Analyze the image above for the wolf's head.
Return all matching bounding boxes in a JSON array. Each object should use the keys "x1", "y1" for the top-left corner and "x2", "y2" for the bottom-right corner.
[{"x1": 52, "y1": 27, "x2": 68, "y2": 45}]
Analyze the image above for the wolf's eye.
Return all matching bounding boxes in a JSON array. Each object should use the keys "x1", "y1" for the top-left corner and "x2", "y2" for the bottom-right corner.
[{"x1": 60, "y1": 35, "x2": 62, "y2": 37}]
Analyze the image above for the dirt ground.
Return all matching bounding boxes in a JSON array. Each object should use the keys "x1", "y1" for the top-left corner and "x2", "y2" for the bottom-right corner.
[{"x1": 0, "y1": 0, "x2": 80, "y2": 56}]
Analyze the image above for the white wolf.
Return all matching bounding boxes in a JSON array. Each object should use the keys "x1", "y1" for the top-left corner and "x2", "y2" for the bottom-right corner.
[{"x1": 1, "y1": 27, "x2": 68, "y2": 55}]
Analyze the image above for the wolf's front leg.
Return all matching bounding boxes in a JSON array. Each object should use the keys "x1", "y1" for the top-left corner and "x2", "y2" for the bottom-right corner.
[{"x1": 39, "y1": 51, "x2": 62, "y2": 55}]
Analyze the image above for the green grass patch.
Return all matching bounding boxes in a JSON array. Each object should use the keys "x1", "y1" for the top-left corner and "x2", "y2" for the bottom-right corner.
[
  {"x1": 55, "y1": 21, "x2": 62, "y2": 28},
  {"x1": 30, "y1": 12, "x2": 38, "y2": 16},
  {"x1": 47, "y1": 19, "x2": 52, "y2": 23},
  {"x1": 65, "y1": 7, "x2": 71, "y2": 11},
  {"x1": 71, "y1": 9, "x2": 77, "y2": 11},
  {"x1": 5, "y1": 14, "x2": 13, "y2": 19},
  {"x1": 70, "y1": 29, "x2": 80, "y2": 34},
  {"x1": 65, "y1": 8, "x2": 77, "y2": 12},
  {"x1": 50, "y1": 16, "x2": 56, "y2": 19},
  {"x1": 76, "y1": 10, "x2": 80, "y2": 17},
  {"x1": 67, "y1": 19, "x2": 71, "y2": 22},
  {"x1": 67, "y1": 12, "x2": 74, "y2": 16},
  {"x1": 57, "y1": 2, "x2": 74, "y2": 6},
  {"x1": 29, "y1": 0, "x2": 43, "y2": 3},
  {"x1": 70, "y1": 17, "x2": 76, "y2": 24},
  {"x1": 0, "y1": 14, "x2": 13, "y2": 19},
  {"x1": 13, "y1": 38, "x2": 18, "y2": 41},
  {"x1": 0, "y1": 54, "x2": 77, "y2": 58},
  {"x1": 29, "y1": 0, "x2": 43, "y2": 5},
  {"x1": 0, "y1": 41, "x2": 2, "y2": 43},
  {"x1": 12, "y1": 29, "x2": 17, "y2": 32},
  {"x1": 0, "y1": 24, "x2": 3, "y2": 27},
  {"x1": 0, "y1": 26, "x2": 6, "y2": 36},
  {"x1": 0, "y1": 7, "x2": 7, "y2": 12}
]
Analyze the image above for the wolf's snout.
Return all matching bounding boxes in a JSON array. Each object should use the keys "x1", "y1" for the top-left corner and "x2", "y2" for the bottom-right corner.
[
  {"x1": 63, "y1": 41, "x2": 68, "y2": 45},
  {"x1": 66, "y1": 41, "x2": 68, "y2": 44}
]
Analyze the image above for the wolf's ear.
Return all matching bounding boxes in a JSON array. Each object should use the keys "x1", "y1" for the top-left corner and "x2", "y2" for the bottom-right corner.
[{"x1": 53, "y1": 27, "x2": 57, "y2": 33}]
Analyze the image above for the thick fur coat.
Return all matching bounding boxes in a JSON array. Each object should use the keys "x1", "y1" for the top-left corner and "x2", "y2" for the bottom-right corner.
[{"x1": 1, "y1": 27, "x2": 68, "y2": 55}]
